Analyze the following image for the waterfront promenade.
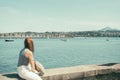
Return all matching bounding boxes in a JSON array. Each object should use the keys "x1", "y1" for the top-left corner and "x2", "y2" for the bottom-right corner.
[{"x1": 0, "y1": 63, "x2": 120, "y2": 80}]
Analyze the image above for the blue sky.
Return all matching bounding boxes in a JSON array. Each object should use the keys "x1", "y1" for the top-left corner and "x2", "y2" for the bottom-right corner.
[{"x1": 0, "y1": 0, "x2": 120, "y2": 33}]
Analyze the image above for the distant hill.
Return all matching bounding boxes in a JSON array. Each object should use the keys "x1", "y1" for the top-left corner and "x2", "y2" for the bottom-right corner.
[{"x1": 99, "y1": 27, "x2": 119, "y2": 31}]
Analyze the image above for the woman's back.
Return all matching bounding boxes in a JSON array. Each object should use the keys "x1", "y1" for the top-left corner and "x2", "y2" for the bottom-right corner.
[{"x1": 17, "y1": 48, "x2": 29, "y2": 67}]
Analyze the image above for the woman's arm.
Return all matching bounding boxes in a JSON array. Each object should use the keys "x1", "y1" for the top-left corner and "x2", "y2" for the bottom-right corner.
[{"x1": 25, "y1": 51, "x2": 36, "y2": 72}]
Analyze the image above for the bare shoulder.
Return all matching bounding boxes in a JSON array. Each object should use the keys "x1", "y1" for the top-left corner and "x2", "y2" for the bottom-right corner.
[{"x1": 24, "y1": 49, "x2": 33, "y2": 58}]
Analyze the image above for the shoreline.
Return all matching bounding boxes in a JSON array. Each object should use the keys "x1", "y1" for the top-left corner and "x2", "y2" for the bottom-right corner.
[{"x1": 0, "y1": 63, "x2": 120, "y2": 80}]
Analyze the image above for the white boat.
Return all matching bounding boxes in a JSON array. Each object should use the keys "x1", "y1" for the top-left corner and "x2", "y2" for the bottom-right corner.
[
  {"x1": 60, "y1": 39, "x2": 68, "y2": 42},
  {"x1": 106, "y1": 39, "x2": 109, "y2": 41}
]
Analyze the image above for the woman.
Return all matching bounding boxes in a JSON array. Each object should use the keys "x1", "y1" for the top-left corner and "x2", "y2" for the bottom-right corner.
[{"x1": 17, "y1": 37, "x2": 42, "y2": 80}]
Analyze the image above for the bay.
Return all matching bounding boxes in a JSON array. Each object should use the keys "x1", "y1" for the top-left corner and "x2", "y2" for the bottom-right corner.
[{"x1": 0, "y1": 37, "x2": 120, "y2": 73}]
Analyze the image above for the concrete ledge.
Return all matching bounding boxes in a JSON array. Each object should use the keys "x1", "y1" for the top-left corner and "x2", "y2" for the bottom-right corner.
[{"x1": 1, "y1": 63, "x2": 120, "y2": 80}]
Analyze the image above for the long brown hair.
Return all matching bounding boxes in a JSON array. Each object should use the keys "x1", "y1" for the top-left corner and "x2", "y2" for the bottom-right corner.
[{"x1": 24, "y1": 37, "x2": 34, "y2": 52}]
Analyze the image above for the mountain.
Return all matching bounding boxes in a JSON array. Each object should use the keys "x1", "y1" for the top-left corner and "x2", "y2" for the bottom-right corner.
[{"x1": 99, "y1": 27, "x2": 119, "y2": 31}]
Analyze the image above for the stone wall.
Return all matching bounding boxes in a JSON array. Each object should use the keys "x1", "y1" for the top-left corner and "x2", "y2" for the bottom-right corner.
[{"x1": 0, "y1": 63, "x2": 120, "y2": 80}]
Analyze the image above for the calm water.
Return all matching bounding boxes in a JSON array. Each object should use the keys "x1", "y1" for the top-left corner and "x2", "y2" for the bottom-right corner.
[{"x1": 0, "y1": 37, "x2": 120, "y2": 73}]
